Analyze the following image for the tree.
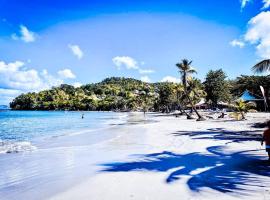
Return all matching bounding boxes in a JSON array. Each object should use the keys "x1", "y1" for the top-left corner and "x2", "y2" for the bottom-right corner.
[
  {"x1": 231, "y1": 75, "x2": 270, "y2": 111},
  {"x1": 156, "y1": 83, "x2": 175, "y2": 113},
  {"x1": 176, "y1": 59, "x2": 205, "y2": 121},
  {"x1": 231, "y1": 99, "x2": 256, "y2": 120},
  {"x1": 252, "y1": 59, "x2": 270, "y2": 73},
  {"x1": 187, "y1": 78, "x2": 206, "y2": 106},
  {"x1": 204, "y1": 69, "x2": 231, "y2": 107}
]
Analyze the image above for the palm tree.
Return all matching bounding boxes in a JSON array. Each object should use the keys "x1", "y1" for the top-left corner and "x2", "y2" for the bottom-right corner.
[
  {"x1": 230, "y1": 99, "x2": 256, "y2": 120},
  {"x1": 176, "y1": 59, "x2": 205, "y2": 121},
  {"x1": 173, "y1": 83, "x2": 193, "y2": 118},
  {"x1": 252, "y1": 59, "x2": 270, "y2": 73}
]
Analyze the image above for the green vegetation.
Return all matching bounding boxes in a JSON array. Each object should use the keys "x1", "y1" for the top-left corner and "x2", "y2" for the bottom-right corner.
[
  {"x1": 10, "y1": 77, "x2": 156, "y2": 111},
  {"x1": 176, "y1": 59, "x2": 205, "y2": 121},
  {"x1": 10, "y1": 60, "x2": 270, "y2": 116},
  {"x1": 204, "y1": 69, "x2": 231, "y2": 107},
  {"x1": 229, "y1": 99, "x2": 256, "y2": 120},
  {"x1": 252, "y1": 59, "x2": 270, "y2": 73}
]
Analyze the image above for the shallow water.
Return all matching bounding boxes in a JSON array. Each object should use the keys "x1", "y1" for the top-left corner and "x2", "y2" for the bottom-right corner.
[
  {"x1": 0, "y1": 111, "x2": 127, "y2": 153},
  {"x1": 0, "y1": 111, "x2": 151, "y2": 200}
]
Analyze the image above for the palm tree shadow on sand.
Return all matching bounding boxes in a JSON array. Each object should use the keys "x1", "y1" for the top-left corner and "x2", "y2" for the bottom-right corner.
[
  {"x1": 99, "y1": 129, "x2": 270, "y2": 194},
  {"x1": 172, "y1": 128, "x2": 262, "y2": 144}
]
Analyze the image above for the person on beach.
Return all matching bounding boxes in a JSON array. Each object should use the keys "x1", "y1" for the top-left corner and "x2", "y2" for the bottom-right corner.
[{"x1": 261, "y1": 120, "x2": 270, "y2": 161}]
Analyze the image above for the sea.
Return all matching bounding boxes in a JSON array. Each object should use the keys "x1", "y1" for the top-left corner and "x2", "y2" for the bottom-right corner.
[
  {"x1": 0, "y1": 110, "x2": 151, "y2": 200},
  {"x1": 0, "y1": 110, "x2": 127, "y2": 153}
]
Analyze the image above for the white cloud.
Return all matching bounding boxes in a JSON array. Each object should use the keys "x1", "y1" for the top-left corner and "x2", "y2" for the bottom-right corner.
[
  {"x1": 230, "y1": 39, "x2": 245, "y2": 48},
  {"x1": 57, "y1": 69, "x2": 76, "y2": 79},
  {"x1": 112, "y1": 56, "x2": 139, "y2": 70},
  {"x1": 141, "y1": 76, "x2": 151, "y2": 83},
  {"x1": 112, "y1": 56, "x2": 155, "y2": 78},
  {"x1": 138, "y1": 69, "x2": 155, "y2": 74},
  {"x1": 244, "y1": 11, "x2": 270, "y2": 58},
  {"x1": 161, "y1": 76, "x2": 180, "y2": 83},
  {"x1": 11, "y1": 25, "x2": 36, "y2": 43},
  {"x1": 241, "y1": 0, "x2": 251, "y2": 9},
  {"x1": 41, "y1": 70, "x2": 63, "y2": 87},
  {"x1": 0, "y1": 61, "x2": 83, "y2": 104},
  {"x1": 0, "y1": 61, "x2": 64, "y2": 91},
  {"x1": 0, "y1": 88, "x2": 22, "y2": 105},
  {"x1": 241, "y1": 0, "x2": 270, "y2": 10},
  {"x1": 68, "y1": 44, "x2": 84, "y2": 59},
  {"x1": 73, "y1": 82, "x2": 82, "y2": 88},
  {"x1": 262, "y1": 0, "x2": 270, "y2": 9},
  {"x1": 0, "y1": 88, "x2": 21, "y2": 96}
]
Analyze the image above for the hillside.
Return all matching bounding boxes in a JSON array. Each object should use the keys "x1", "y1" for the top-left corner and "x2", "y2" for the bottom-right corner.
[{"x1": 10, "y1": 77, "x2": 177, "y2": 111}]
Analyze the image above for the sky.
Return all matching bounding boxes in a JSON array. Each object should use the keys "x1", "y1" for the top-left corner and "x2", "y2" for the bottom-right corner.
[{"x1": 0, "y1": 0, "x2": 270, "y2": 104}]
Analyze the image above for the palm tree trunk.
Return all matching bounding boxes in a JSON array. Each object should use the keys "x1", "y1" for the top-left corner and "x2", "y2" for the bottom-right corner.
[
  {"x1": 177, "y1": 93, "x2": 194, "y2": 119},
  {"x1": 185, "y1": 91, "x2": 205, "y2": 121},
  {"x1": 240, "y1": 112, "x2": 246, "y2": 120},
  {"x1": 181, "y1": 106, "x2": 194, "y2": 119},
  {"x1": 181, "y1": 72, "x2": 205, "y2": 121}
]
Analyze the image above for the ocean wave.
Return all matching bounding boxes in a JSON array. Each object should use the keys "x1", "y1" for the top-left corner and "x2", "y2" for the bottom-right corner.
[{"x1": 0, "y1": 140, "x2": 37, "y2": 154}]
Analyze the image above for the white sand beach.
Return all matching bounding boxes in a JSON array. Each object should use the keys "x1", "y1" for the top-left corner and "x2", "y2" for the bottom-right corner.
[{"x1": 49, "y1": 112, "x2": 270, "y2": 200}]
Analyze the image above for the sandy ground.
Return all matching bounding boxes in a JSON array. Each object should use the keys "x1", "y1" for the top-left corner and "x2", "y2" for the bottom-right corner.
[{"x1": 50, "y1": 112, "x2": 270, "y2": 200}]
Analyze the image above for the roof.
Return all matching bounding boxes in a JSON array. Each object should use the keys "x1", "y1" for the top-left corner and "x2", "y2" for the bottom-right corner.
[{"x1": 240, "y1": 90, "x2": 263, "y2": 101}]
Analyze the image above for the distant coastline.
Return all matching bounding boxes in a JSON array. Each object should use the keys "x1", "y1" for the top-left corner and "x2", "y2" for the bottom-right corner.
[
  {"x1": 9, "y1": 75, "x2": 270, "y2": 113},
  {"x1": 0, "y1": 105, "x2": 9, "y2": 110}
]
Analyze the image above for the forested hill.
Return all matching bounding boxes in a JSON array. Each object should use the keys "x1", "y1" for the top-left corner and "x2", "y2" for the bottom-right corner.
[
  {"x1": 9, "y1": 75, "x2": 270, "y2": 111},
  {"x1": 10, "y1": 77, "x2": 175, "y2": 111}
]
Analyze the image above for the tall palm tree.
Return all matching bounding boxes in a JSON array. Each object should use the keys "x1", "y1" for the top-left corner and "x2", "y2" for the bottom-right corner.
[
  {"x1": 176, "y1": 59, "x2": 205, "y2": 121},
  {"x1": 252, "y1": 59, "x2": 270, "y2": 73},
  {"x1": 173, "y1": 83, "x2": 194, "y2": 118}
]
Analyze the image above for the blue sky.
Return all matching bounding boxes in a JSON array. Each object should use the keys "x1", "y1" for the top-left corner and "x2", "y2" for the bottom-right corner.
[{"x1": 0, "y1": 0, "x2": 270, "y2": 104}]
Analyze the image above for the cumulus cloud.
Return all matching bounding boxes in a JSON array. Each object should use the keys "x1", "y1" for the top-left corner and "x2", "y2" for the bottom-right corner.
[
  {"x1": 112, "y1": 56, "x2": 155, "y2": 78},
  {"x1": 11, "y1": 25, "x2": 36, "y2": 43},
  {"x1": 57, "y1": 69, "x2": 76, "y2": 79},
  {"x1": 138, "y1": 69, "x2": 155, "y2": 74},
  {"x1": 241, "y1": 0, "x2": 251, "y2": 9},
  {"x1": 244, "y1": 11, "x2": 270, "y2": 58},
  {"x1": 0, "y1": 88, "x2": 23, "y2": 105},
  {"x1": 262, "y1": 0, "x2": 270, "y2": 9},
  {"x1": 0, "y1": 60, "x2": 67, "y2": 104},
  {"x1": 241, "y1": 0, "x2": 270, "y2": 9},
  {"x1": 73, "y1": 82, "x2": 82, "y2": 88},
  {"x1": 161, "y1": 76, "x2": 180, "y2": 83},
  {"x1": 0, "y1": 61, "x2": 64, "y2": 91},
  {"x1": 68, "y1": 44, "x2": 84, "y2": 59},
  {"x1": 230, "y1": 39, "x2": 245, "y2": 48},
  {"x1": 141, "y1": 76, "x2": 151, "y2": 83},
  {"x1": 112, "y1": 56, "x2": 139, "y2": 70}
]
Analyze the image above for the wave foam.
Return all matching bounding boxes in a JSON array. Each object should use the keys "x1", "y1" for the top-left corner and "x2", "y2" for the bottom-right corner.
[{"x1": 0, "y1": 140, "x2": 37, "y2": 154}]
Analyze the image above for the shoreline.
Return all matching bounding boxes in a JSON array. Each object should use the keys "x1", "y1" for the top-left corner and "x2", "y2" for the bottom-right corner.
[
  {"x1": 51, "y1": 112, "x2": 270, "y2": 200},
  {"x1": 0, "y1": 112, "x2": 269, "y2": 200}
]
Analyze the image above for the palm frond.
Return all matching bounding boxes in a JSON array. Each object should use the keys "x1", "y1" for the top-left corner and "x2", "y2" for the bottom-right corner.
[
  {"x1": 187, "y1": 68, "x2": 197, "y2": 74},
  {"x1": 252, "y1": 59, "x2": 270, "y2": 73}
]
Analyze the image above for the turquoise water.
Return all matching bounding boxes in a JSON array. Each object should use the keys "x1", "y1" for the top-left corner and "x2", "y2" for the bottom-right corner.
[{"x1": 0, "y1": 111, "x2": 127, "y2": 153}]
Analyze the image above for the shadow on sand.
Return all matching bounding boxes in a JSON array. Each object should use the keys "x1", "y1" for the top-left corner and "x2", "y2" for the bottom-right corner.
[
  {"x1": 100, "y1": 129, "x2": 269, "y2": 194},
  {"x1": 173, "y1": 128, "x2": 262, "y2": 143}
]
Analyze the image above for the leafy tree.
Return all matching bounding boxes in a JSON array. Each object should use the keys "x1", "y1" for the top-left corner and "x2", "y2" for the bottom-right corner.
[
  {"x1": 204, "y1": 69, "x2": 231, "y2": 107},
  {"x1": 156, "y1": 83, "x2": 175, "y2": 113},
  {"x1": 231, "y1": 75, "x2": 270, "y2": 111}
]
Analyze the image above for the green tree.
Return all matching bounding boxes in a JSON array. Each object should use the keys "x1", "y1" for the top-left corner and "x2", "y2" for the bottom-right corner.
[
  {"x1": 231, "y1": 99, "x2": 256, "y2": 120},
  {"x1": 176, "y1": 59, "x2": 205, "y2": 121},
  {"x1": 204, "y1": 69, "x2": 231, "y2": 107}
]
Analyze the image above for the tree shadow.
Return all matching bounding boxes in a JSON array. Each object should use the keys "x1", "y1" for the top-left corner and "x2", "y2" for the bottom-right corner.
[
  {"x1": 99, "y1": 146, "x2": 270, "y2": 194},
  {"x1": 172, "y1": 128, "x2": 262, "y2": 143}
]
